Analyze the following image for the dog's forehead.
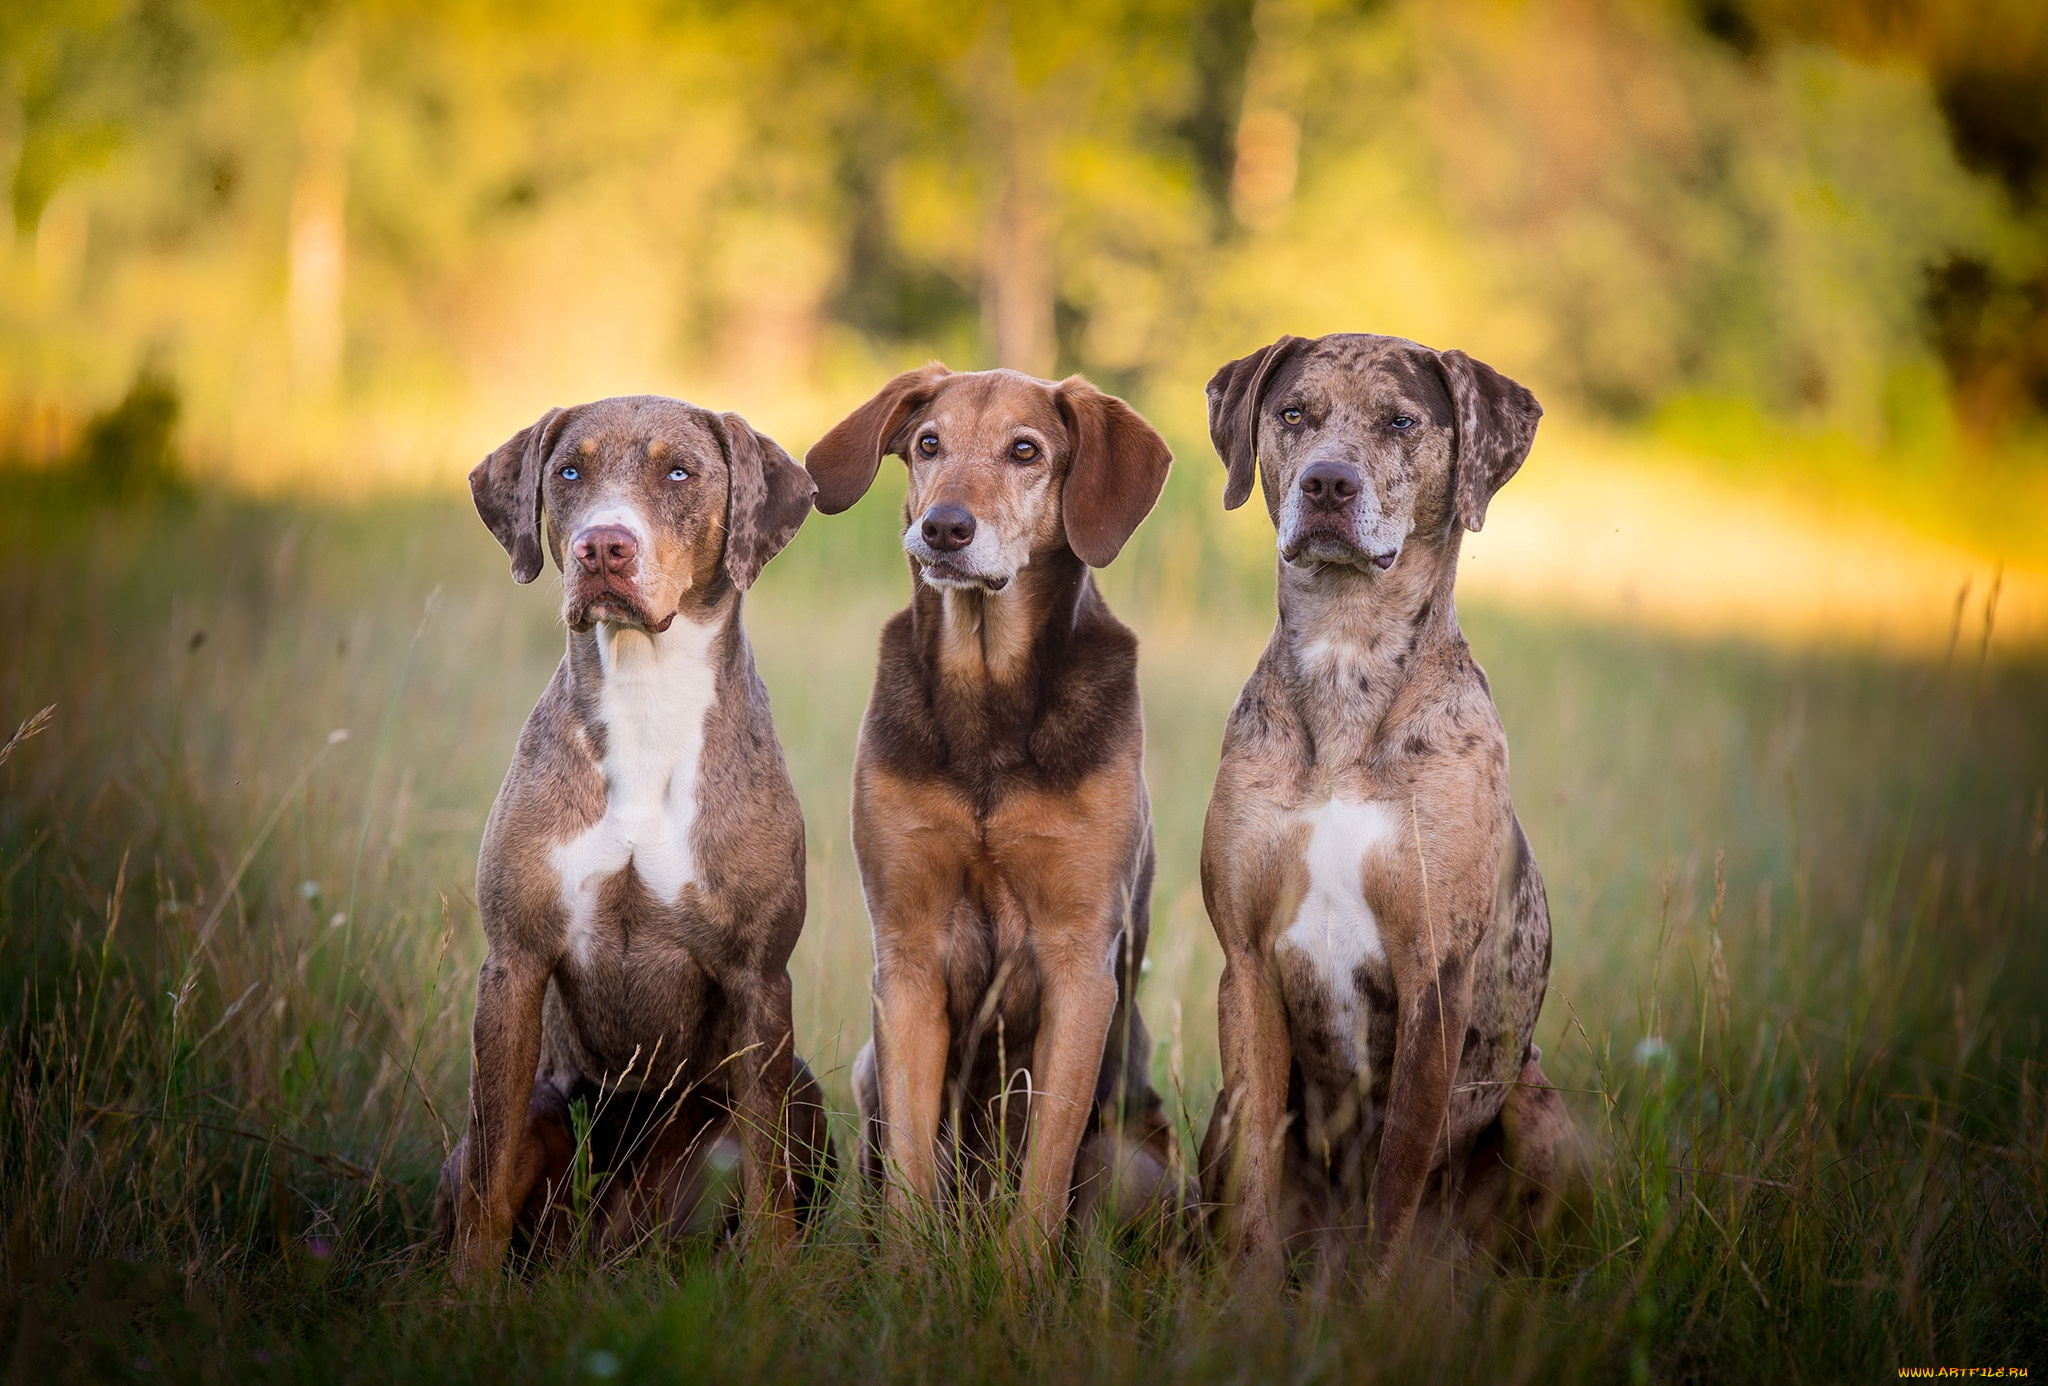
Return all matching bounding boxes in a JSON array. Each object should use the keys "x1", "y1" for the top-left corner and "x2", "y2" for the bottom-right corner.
[
  {"x1": 1284, "y1": 335, "x2": 1453, "y2": 424},
  {"x1": 920, "y1": 371, "x2": 1064, "y2": 440},
  {"x1": 559, "y1": 397, "x2": 723, "y2": 464}
]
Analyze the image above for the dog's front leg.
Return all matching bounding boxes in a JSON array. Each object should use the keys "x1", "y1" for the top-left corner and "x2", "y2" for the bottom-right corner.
[
  {"x1": 1015, "y1": 942, "x2": 1119, "y2": 1256},
  {"x1": 451, "y1": 947, "x2": 551, "y2": 1283},
  {"x1": 871, "y1": 954, "x2": 950, "y2": 1211},
  {"x1": 1211, "y1": 942, "x2": 1292, "y2": 1273},
  {"x1": 1370, "y1": 956, "x2": 1471, "y2": 1270},
  {"x1": 733, "y1": 968, "x2": 800, "y2": 1250}
]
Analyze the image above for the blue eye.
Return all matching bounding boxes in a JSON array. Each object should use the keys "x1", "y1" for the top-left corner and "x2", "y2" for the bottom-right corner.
[
  {"x1": 1390, "y1": 416, "x2": 1415, "y2": 430},
  {"x1": 560, "y1": 466, "x2": 579, "y2": 480},
  {"x1": 667, "y1": 467, "x2": 687, "y2": 481}
]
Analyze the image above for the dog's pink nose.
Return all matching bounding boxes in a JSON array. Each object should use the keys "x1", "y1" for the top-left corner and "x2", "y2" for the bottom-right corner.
[
  {"x1": 919, "y1": 504, "x2": 977, "y2": 554},
  {"x1": 573, "y1": 525, "x2": 639, "y2": 576},
  {"x1": 1299, "y1": 462, "x2": 1360, "y2": 506}
]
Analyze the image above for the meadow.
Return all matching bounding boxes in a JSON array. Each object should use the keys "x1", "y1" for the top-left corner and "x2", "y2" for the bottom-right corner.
[
  {"x1": 1, "y1": 445, "x2": 2044, "y2": 1385},
  {"x1": 6, "y1": 0, "x2": 2048, "y2": 1376}
]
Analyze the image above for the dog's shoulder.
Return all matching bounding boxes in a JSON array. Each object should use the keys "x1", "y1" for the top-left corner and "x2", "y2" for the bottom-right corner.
[
  {"x1": 1219, "y1": 638, "x2": 1306, "y2": 763},
  {"x1": 494, "y1": 658, "x2": 605, "y2": 826},
  {"x1": 859, "y1": 605, "x2": 948, "y2": 779},
  {"x1": 700, "y1": 623, "x2": 792, "y2": 764},
  {"x1": 694, "y1": 632, "x2": 806, "y2": 890},
  {"x1": 1417, "y1": 632, "x2": 1506, "y2": 744},
  {"x1": 475, "y1": 658, "x2": 604, "y2": 947},
  {"x1": 1050, "y1": 580, "x2": 1141, "y2": 708},
  {"x1": 1025, "y1": 588, "x2": 1144, "y2": 783},
  {"x1": 1375, "y1": 634, "x2": 1505, "y2": 778}
]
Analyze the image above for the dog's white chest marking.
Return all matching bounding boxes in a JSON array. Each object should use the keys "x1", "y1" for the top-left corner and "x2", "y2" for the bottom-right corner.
[
  {"x1": 1274, "y1": 796, "x2": 1400, "y2": 1066},
  {"x1": 553, "y1": 615, "x2": 719, "y2": 961}
]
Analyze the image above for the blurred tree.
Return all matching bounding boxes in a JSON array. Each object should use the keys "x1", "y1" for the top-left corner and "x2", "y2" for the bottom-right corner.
[
  {"x1": 1703, "y1": 0, "x2": 2048, "y2": 438},
  {"x1": 68, "y1": 365, "x2": 182, "y2": 498},
  {"x1": 2, "y1": 0, "x2": 2043, "y2": 483}
]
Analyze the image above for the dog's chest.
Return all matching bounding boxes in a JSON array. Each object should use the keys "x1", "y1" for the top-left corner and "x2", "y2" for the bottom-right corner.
[
  {"x1": 552, "y1": 619, "x2": 719, "y2": 962},
  {"x1": 1273, "y1": 796, "x2": 1401, "y2": 1080}
]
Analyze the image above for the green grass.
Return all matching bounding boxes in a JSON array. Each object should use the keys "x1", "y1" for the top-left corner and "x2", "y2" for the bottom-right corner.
[{"x1": 2, "y1": 472, "x2": 2045, "y2": 1383}]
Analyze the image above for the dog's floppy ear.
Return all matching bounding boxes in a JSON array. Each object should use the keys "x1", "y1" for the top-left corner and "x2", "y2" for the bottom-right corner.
[
  {"x1": 805, "y1": 363, "x2": 950, "y2": 514},
  {"x1": 713, "y1": 411, "x2": 816, "y2": 592},
  {"x1": 1205, "y1": 335, "x2": 1307, "y2": 511},
  {"x1": 1056, "y1": 376, "x2": 1173, "y2": 568},
  {"x1": 470, "y1": 407, "x2": 571, "y2": 583},
  {"x1": 1435, "y1": 349, "x2": 1542, "y2": 533}
]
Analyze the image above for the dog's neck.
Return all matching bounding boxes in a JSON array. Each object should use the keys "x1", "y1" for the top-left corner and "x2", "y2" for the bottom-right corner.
[
  {"x1": 566, "y1": 588, "x2": 740, "y2": 697},
  {"x1": 550, "y1": 588, "x2": 742, "y2": 946},
  {"x1": 912, "y1": 546, "x2": 1089, "y2": 696},
  {"x1": 1273, "y1": 524, "x2": 1465, "y2": 765}
]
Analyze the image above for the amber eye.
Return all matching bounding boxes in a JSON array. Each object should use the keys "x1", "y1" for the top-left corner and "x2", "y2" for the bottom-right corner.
[
  {"x1": 918, "y1": 434, "x2": 940, "y2": 456},
  {"x1": 1281, "y1": 407, "x2": 1303, "y2": 426},
  {"x1": 1012, "y1": 439, "x2": 1038, "y2": 462}
]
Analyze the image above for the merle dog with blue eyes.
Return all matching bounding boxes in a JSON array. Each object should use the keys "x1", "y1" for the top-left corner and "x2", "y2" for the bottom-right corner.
[
  {"x1": 1195, "y1": 333, "x2": 1587, "y2": 1277},
  {"x1": 440, "y1": 396, "x2": 834, "y2": 1280}
]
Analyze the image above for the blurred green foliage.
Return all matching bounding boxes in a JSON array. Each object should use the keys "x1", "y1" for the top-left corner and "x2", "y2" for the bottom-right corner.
[
  {"x1": 67, "y1": 366, "x2": 186, "y2": 498},
  {"x1": 0, "y1": 0, "x2": 2044, "y2": 488}
]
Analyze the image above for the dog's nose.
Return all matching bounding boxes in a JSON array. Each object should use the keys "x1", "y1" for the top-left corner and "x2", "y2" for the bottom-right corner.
[
  {"x1": 572, "y1": 525, "x2": 639, "y2": 576},
  {"x1": 1298, "y1": 462, "x2": 1361, "y2": 507},
  {"x1": 919, "y1": 504, "x2": 977, "y2": 554}
]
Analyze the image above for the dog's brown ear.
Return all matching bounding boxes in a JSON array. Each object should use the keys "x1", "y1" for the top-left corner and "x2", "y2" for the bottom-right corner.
[
  {"x1": 1056, "y1": 376, "x2": 1173, "y2": 568},
  {"x1": 1435, "y1": 349, "x2": 1542, "y2": 533},
  {"x1": 805, "y1": 364, "x2": 950, "y2": 514},
  {"x1": 470, "y1": 407, "x2": 570, "y2": 583},
  {"x1": 713, "y1": 411, "x2": 816, "y2": 592},
  {"x1": 1205, "y1": 335, "x2": 1307, "y2": 511}
]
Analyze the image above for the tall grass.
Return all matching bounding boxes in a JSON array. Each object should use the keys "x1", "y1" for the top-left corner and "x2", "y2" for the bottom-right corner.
[{"x1": 1, "y1": 473, "x2": 2044, "y2": 1381}]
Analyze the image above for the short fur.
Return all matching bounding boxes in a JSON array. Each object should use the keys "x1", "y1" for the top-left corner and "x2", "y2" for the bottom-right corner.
[
  {"x1": 1194, "y1": 334, "x2": 1584, "y2": 1275},
  {"x1": 440, "y1": 396, "x2": 834, "y2": 1279},
  {"x1": 806, "y1": 366, "x2": 1180, "y2": 1247}
]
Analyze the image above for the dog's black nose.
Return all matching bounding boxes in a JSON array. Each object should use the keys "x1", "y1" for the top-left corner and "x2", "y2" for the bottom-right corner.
[
  {"x1": 572, "y1": 525, "x2": 639, "y2": 576},
  {"x1": 1299, "y1": 462, "x2": 1361, "y2": 507},
  {"x1": 919, "y1": 504, "x2": 977, "y2": 553}
]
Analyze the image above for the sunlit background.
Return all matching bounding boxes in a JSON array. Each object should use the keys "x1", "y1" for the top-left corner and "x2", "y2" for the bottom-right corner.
[
  {"x1": 2, "y1": 6, "x2": 2047, "y2": 1373},
  {"x1": 5, "y1": 0, "x2": 2047, "y2": 642}
]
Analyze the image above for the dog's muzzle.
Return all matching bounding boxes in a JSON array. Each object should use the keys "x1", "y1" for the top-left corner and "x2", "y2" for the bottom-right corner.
[
  {"x1": 905, "y1": 504, "x2": 1011, "y2": 592},
  {"x1": 565, "y1": 524, "x2": 675, "y2": 632},
  {"x1": 1281, "y1": 462, "x2": 1399, "y2": 571}
]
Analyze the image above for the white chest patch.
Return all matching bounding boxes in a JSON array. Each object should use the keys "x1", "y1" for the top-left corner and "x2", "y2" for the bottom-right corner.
[
  {"x1": 1274, "y1": 796, "x2": 1401, "y2": 1063},
  {"x1": 552, "y1": 615, "x2": 720, "y2": 962}
]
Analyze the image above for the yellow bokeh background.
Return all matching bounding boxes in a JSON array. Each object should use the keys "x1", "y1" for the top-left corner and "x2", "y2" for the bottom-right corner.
[{"x1": 4, "y1": 0, "x2": 2046, "y2": 648}]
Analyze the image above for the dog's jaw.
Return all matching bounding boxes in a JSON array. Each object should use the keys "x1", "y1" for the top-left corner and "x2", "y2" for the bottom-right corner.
[
  {"x1": 901, "y1": 522, "x2": 1021, "y2": 594},
  {"x1": 916, "y1": 559, "x2": 1012, "y2": 594},
  {"x1": 568, "y1": 593, "x2": 679, "y2": 633},
  {"x1": 1275, "y1": 484, "x2": 1406, "y2": 573},
  {"x1": 1283, "y1": 530, "x2": 1400, "y2": 572}
]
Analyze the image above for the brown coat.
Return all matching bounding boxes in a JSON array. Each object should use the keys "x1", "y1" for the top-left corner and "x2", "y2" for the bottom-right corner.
[{"x1": 807, "y1": 366, "x2": 1182, "y2": 1246}]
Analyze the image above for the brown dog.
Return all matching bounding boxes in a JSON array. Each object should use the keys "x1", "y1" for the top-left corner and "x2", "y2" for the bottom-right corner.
[
  {"x1": 439, "y1": 396, "x2": 835, "y2": 1279},
  {"x1": 804, "y1": 366, "x2": 1179, "y2": 1251},
  {"x1": 1195, "y1": 334, "x2": 1584, "y2": 1274}
]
